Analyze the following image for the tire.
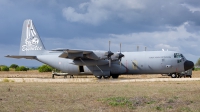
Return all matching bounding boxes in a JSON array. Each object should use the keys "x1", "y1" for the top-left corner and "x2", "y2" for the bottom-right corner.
[
  {"x1": 112, "y1": 75, "x2": 119, "y2": 79},
  {"x1": 103, "y1": 76, "x2": 110, "y2": 79},
  {"x1": 171, "y1": 73, "x2": 177, "y2": 78},
  {"x1": 177, "y1": 74, "x2": 180, "y2": 78},
  {"x1": 95, "y1": 76, "x2": 102, "y2": 79}
]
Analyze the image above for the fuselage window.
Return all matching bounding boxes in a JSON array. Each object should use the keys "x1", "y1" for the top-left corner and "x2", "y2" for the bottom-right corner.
[{"x1": 177, "y1": 59, "x2": 182, "y2": 63}]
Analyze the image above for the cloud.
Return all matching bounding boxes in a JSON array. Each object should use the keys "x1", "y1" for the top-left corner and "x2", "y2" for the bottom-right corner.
[
  {"x1": 41, "y1": 22, "x2": 200, "y2": 63},
  {"x1": 1, "y1": 0, "x2": 200, "y2": 66},
  {"x1": 154, "y1": 44, "x2": 180, "y2": 51},
  {"x1": 182, "y1": 3, "x2": 200, "y2": 13},
  {"x1": 108, "y1": 22, "x2": 200, "y2": 52},
  {"x1": 62, "y1": 0, "x2": 144, "y2": 25},
  {"x1": 46, "y1": 23, "x2": 190, "y2": 51},
  {"x1": 62, "y1": 0, "x2": 197, "y2": 27}
]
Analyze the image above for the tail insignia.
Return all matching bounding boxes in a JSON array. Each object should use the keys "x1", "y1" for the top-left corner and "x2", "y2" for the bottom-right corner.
[{"x1": 22, "y1": 20, "x2": 42, "y2": 51}]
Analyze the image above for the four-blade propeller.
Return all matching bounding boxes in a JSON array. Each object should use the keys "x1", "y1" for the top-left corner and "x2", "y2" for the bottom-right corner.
[
  {"x1": 105, "y1": 41, "x2": 114, "y2": 67},
  {"x1": 118, "y1": 43, "x2": 124, "y2": 66},
  {"x1": 118, "y1": 43, "x2": 124, "y2": 61},
  {"x1": 105, "y1": 41, "x2": 124, "y2": 67}
]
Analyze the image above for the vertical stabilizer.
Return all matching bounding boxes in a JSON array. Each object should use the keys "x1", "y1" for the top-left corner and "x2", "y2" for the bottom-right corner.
[{"x1": 19, "y1": 19, "x2": 45, "y2": 55}]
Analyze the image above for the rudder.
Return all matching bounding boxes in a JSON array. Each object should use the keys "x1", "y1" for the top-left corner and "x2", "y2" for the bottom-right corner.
[{"x1": 19, "y1": 19, "x2": 45, "y2": 55}]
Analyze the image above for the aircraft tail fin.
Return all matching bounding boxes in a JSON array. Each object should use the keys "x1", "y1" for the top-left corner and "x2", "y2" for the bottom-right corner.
[{"x1": 19, "y1": 19, "x2": 46, "y2": 55}]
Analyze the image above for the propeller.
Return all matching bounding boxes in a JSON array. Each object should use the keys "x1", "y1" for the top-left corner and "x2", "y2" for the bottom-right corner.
[
  {"x1": 118, "y1": 43, "x2": 124, "y2": 66},
  {"x1": 105, "y1": 41, "x2": 114, "y2": 67}
]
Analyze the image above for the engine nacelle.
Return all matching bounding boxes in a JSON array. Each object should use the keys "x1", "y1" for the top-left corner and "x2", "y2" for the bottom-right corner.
[
  {"x1": 111, "y1": 52, "x2": 124, "y2": 61},
  {"x1": 89, "y1": 51, "x2": 107, "y2": 60}
]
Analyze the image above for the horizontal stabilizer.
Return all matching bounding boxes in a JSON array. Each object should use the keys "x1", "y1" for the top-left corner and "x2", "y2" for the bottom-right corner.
[{"x1": 5, "y1": 55, "x2": 36, "y2": 59}]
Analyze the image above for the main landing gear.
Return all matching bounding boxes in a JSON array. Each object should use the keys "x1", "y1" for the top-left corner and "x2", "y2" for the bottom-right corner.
[{"x1": 95, "y1": 75, "x2": 119, "y2": 79}]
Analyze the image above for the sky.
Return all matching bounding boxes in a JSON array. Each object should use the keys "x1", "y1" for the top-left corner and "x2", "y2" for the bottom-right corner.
[{"x1": 1, "y1": 0, "x2": 200, "y2": 67}]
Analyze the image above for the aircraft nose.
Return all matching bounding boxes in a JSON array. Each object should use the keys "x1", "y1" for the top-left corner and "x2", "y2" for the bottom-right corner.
[{"x1": 184, "y1": 60, "x2": 194, "y2": 71}]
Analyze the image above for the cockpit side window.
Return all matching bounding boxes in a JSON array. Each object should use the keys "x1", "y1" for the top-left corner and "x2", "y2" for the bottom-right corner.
[
  {"x1": 174, "y1": 53, "x2": 183, "y2": 58},
  {"x1": 175, "y1": 53, "x2": 185, "y2": 63}
]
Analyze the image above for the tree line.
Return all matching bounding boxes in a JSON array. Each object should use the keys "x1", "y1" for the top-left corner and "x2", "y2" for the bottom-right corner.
[{"x1": 0, "y1": 64, "x2": 55, "y2": 72}]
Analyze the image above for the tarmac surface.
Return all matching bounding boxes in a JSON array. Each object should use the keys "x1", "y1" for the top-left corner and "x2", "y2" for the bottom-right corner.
[{"x1": 1, "y1": 77, "x2": 200, "y2": 83}]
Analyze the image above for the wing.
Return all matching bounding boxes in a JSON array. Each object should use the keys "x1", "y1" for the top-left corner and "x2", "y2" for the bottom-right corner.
[
  {"x1": 52, "y1": 48, "x2": 92, "y2": 54},
  {"x1": 5, "y1": 55, "x2": 36, "y2": 59},
  {"x1": 51, "y1": 49, "x2": 101, "y2": 60}
]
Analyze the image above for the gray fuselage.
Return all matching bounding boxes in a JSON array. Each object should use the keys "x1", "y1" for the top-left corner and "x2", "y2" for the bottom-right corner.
[{"x1": 36, "y1": 50, "x2": 187, "y2": 76}]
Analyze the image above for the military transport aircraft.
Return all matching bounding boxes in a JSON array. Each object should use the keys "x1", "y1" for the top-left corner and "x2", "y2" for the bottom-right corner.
[{"x1": 6, "y1": 19, "x2": 194, "y2": 79}]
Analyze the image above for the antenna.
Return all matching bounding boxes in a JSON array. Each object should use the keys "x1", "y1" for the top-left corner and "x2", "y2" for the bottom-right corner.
[
  {"x1": 109, "y1": 41, "x2": 110, "y2": 51},
  {"x1": 137, "y1": 46, "x2": 139, "y2": 51}
]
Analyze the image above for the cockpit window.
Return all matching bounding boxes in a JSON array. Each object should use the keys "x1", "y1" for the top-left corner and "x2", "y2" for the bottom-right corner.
[
  {"x1": 175, "y1": 53, "x2": 185, "y2": 63},
  {"x1": 174, "y1": 53, "x2": 184, "y2": 58}
]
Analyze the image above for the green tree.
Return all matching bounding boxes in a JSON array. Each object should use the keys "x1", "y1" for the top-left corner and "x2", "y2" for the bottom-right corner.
[
  {"x1": 15, "y1": 66, "x2": 28, "y2": 71},
  {"x1": 29, "y1": 67, "x2": 38, "y2": 70},
  {"x1": 1, "y1": 66, "x2": 9, "y2": 71},
  {"x1": 195, "y1": 58, "x2": 200, "y2": 66},
  {"x1": 38, "y1": 64, "x2": 52, "y2": 72},
  {"x1": 20, "y1": 66, "x2": 28, "y2": 71},
  {"x1": 10, "y1": 64, "x2": 19, "y2": 69}
]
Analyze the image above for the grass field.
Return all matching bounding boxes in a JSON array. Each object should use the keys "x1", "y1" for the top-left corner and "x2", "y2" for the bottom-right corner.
[
  {"x1": 0, "y1": 71, "x2": 200, "y2": 111},
  {"x1": 0, "y1": 81, "x2": 200, "y2": 112}
]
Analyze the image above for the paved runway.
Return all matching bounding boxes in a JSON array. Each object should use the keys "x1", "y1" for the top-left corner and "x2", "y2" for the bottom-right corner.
[{"x1": 1, "y1": 78, "x2": 200, "y2": 83}]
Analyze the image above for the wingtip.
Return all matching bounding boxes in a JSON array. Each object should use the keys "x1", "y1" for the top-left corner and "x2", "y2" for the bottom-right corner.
[{"x1": 5, "y1": 55, "x2": 10, "y2": 57}]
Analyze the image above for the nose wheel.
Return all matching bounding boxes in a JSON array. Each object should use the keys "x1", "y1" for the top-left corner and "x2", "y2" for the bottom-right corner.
[
  {"x1": 171, "y1": 73, "x2": 177, "y2": 78},
  {"x1": 171, "y1": 73, "x2": 181, "y2": 78}
]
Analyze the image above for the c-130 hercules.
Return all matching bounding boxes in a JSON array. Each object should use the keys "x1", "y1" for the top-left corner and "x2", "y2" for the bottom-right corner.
[{"x1": 6, "y1": 19, "x2": 194, "y2": 79}]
